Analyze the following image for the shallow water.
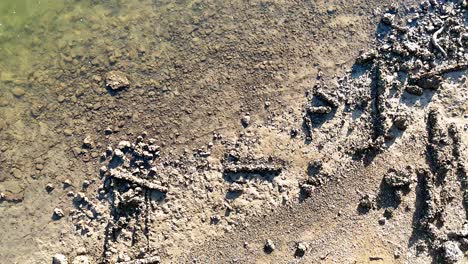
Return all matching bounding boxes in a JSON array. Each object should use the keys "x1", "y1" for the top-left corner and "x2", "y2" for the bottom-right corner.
[{"x1": 0, "y1": 0, "x2": 159, "y2": 81}]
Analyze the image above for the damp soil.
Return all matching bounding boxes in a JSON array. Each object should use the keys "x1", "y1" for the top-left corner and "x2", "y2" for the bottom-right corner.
[{"x1": 0, "y1": 0, "x2": 467, "y2": 264}]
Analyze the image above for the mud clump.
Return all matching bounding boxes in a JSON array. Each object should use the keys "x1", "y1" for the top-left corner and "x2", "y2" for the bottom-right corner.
[
  {"x1": 383, "y1": 168, "x2": 412, "y2": 189},
  {"x1": 358, "y1": 194, "x2": 376, "y2": 213}
]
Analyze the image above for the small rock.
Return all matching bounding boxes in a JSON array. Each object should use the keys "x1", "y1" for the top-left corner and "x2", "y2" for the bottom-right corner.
[
  {"x1": 384, "y1": 168, "x2": 412, "y2": 188},
  {"x1": 382, "y1": 13, "x2": 395, "y2": 25},
  {"x1": 114, "y1": 149, "x2": 124, "y2": 158},
  {"x1": 63, "y1": 129, "x2": 73, "y2": 136},
  {"x1": 53, "y1": 208, "x2": 65, "y2": 219},
  {"x1": 104, "y1": 127, "x2": 113, "y2": 135},
  {"x1": 63, "y1": 179, "x2": 72, "y2": 188},
  {"x1": 416, "y1": 76, "x2": 442, "y2": 90},
  {"x1": 35, "y1": 163, "x2": 44, "y2": 171},
  {"x1": 57, "y1": 95, "x2": 66, "y2": 103},
  {"x1": 210, "y1": 215, "x2": 221, "y2": 224},
  {"x1": 52, "y1": 253, "x2": 68, "y2": 264},
  {"x1": 11, "y1": 87, "x2": 26, "y2": 98},
  {"x1": 378, "y1": 217, "x2": 386, "y2": 225},
  {"x1": 295, "y1": 242, "x2": 307, "y2": 258},
  {"x1": 241, "y1": 115, "x2": 251, "y2": 127},
  {"x1": 105, "y1": 71, "x2": 130, "y2": 91},
  {"x1": 76, "y1": 247, "x2": 87, "y2": 255},
  {"x1": 117, "y1": 141, "x2": 132, "y2": 149},
  {"x1": 100, "y1": 166, "x2": 108, "y2": 174},
  {"x1": 264, "y1": 239, "x2": 275, "y2": 253},
  {"x1": 290, "y1": 128, "x2": 299, "y2": 138},
  {"x1": 46, "y1": 184, "x2": 54, "y2": 193},
  {"x1": 82, "y1": 180, "x2": 90, "y2": 190},
  {"x1": 384, "y1": 208, "x2": 394, "y2": 219},
  {"x1": 83, "y1": 136, "x2": 94, "y2": 149}
]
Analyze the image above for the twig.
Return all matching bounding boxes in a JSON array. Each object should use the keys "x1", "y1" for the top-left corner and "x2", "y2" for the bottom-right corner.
[{"x1": 431, "y1": 24, "x2": 447, "y2": 57}]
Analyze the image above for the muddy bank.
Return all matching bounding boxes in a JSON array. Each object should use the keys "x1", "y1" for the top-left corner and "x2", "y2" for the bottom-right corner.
[{"x1": 1, "y1": 0, "x2": 467, "y2": 263}]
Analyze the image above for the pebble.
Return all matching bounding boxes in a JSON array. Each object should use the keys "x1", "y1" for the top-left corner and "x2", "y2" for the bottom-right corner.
[
  {"x1": 105, "y1": 71, "x2": 130, "y2": 91},
  {"x1": 63, "y1": 179, "x2": 72, "y2": 188},
  {"x1": 83, "y1": 136, "x2": 94, "y2": 149},
  {"x1": 57, "y1": 95, "x2": 66, "y2": 103},
  {"x1": 46, "y1": 184, "x2": 54, "y2": 193},
  {"x1": 264, "y1": 239, "x2": 275, "y2": 253},
  {"x1": 76, "y1": 247, "x2": 87, "y2": 255},
  {"x1": 378, "y1": 217, "x2": 387, "y2": 225},
  {"x1": 295, "y1": 242, "x2": 307, "y2": 257},
  {"x1": 54, "y1": 208, "x2": 65, "y2": 219},
  {"x1": 11, "y1": 87, "x2": 26, "y2": 97},
  {"x1": 382, "y1": 13, "x2": 395, "y2": 25},
  {"x1": 117, "y1": 140, "x2": 132, "y2": 149},
  {"x1": 63, "y1": 129, "x2": 73, "y2": 136},
  {"x1": 82, "y1": 180, "x2": 90, "y2": 189},
  {"x1": 52, "y1": 253, "x2": 68, "y2": 264},
  {"x1": 241, "y1": 115, "x2": 251, "y2": 127},
  {"x1": 114, "y1": 149, "x2": 124, "y2": 158}
]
